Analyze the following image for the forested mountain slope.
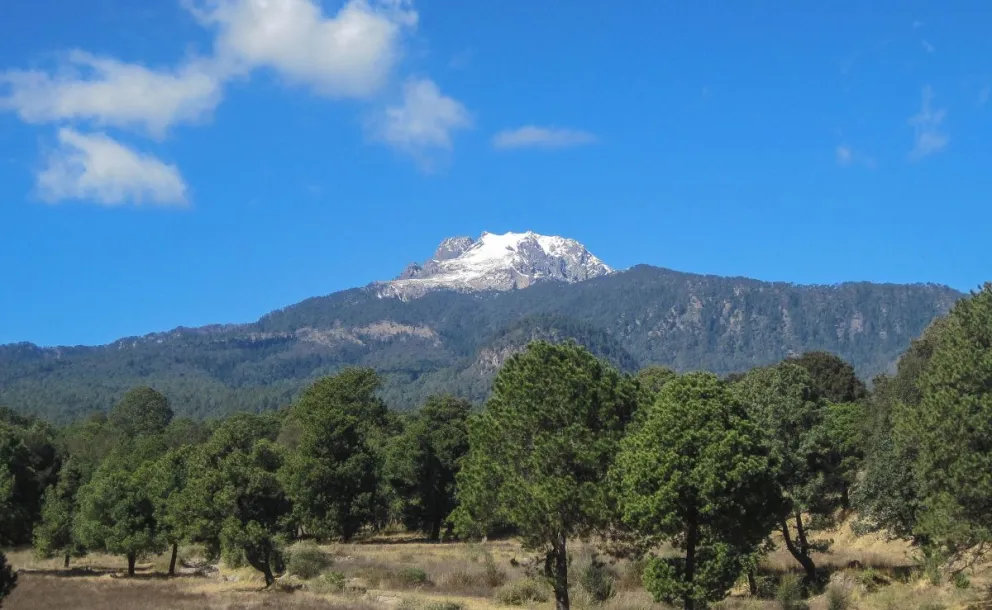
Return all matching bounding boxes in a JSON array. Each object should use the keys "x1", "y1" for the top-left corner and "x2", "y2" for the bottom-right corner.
[{"x1": 0, "y1": 265, "x2": 961, "y2": 422}]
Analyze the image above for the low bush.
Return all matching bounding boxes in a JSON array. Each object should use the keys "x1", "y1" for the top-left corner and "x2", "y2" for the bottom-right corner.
[
  {"x1": 287, "y1": 542, "x2": 333, "y2": 580},
  {"x1": 398, "y1": 567, "x2": 429, "y2": 586},
  {"x1": 310, "y1": 571, "x2": 347, "y2": 594},
  {"x1": 577, "y1": 553, "x2": 617, "y2": 603},
  {"x1": 496, "y1": 579, "x2": 551, "y2": 605},
  {"x1": 825, "y1": 583, "x2": 850, "y2": 610},
  {"x1": 775, "y1": 574, "x2": 807, "y2": 610},
  {"x1": 425, "y1": 602, "x2": 464, "y2": 610}
]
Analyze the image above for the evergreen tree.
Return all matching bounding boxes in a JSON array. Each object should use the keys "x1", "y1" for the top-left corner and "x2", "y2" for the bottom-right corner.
[
  {"x1": 108, "y1": 387, "x2": 174, "y2": 438},
  {"x1": 455, "y1": 342, "x2": 638, "y2": 610},
  {"x1": 281, "y1": 368, "x2": 389, "y2": 541},
  {"x1": 33, "y1": 458, "x2": 87, "y2": 567},
  {"x1": 385, "y1": 395, "x2": 471, "y2": 540},
  {"x1": 911, "y1": 284, "x2": 992, "y2": 563},
  {"x1": 732, "y1": 363, "x2": 835, "y2": 584},
  {"x1": 73, "y1": 446, "x2": 163, "y2": 576},
  {"x1": 615, "y1": 372, "x2": 783, "y2": 610},
  {"x1": 178, "y1": 414, "x2": 291, "y2": 586},
  {"x1": 1, "y1": 464, "x2": 19, "y2": 606}
]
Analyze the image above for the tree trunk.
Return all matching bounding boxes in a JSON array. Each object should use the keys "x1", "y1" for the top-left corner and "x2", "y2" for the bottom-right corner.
[
  {"x1": 168, "y1": 542, "x2": 179, "y2": 577},
  {"x1": 544, "y1": 533, "x2": 570, "y2": 610},
  {"x1": 747, "y1": 570, "x2": 758, "y2": 596},
  {"x1": 429, "y1": 519, "x2": 442, "y2": 542},
  {"x1": 841, "y1": 484, "x2": 851, "y2": 511},
  {"x1": 63, "y1": 553, "x2": 70, "y2": 569},
  {"x1": 684, "y1": 517, "x2": 698, "y2": 610},
  {"x1": 794, "y1": 512, "x2": 810, "y2": 556},
  {"x1": 780, "y1": 516, "x2": 816, "y2": 584},
  {"x1": 245, "y1": 547, "x2": 275, "y2": 587},
  {"x1": 127, "y1": 552, "x2": 137, "y2": 577}
]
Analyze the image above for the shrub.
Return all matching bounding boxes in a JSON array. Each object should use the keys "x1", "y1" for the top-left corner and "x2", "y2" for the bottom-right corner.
[
  {"x1": 496, "y1": 579, "x2": 551, "y2": 605},
  {"x1": 952, "y1": 570, "x2": 970, "y2": 589},
  {"x1": 287, "y1": 542, "x2": 333, "y2": 580},
  {"x1": 398, "y1": 567, "x2": 429, "y2": 586},
  {"x1": 484, "y1": 552, "x2": 508, "y2": 588},
  {"x1": 856, "y1": 567, "x2": 888, "y2": 592},
  {"x1": 775, "y1": 574, "x2": 807, "y2": 610},
  {"x1": 578, "y1": 554, "x2": 617, "y2": 603},
  {"x1": 425, "y1": 603, "x2": 464, "y2": 610},
  {"x1": 825, "y1": 584, "x2": 850, "y2": 610},
  {"x1": 310, "y1": 571, "x2": 347, "y2": 594}
]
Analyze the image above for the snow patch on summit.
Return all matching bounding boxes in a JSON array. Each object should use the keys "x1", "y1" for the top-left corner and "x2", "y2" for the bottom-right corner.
[{"x1": 378, "y1": 231, "x2": 613, "y2": 299}]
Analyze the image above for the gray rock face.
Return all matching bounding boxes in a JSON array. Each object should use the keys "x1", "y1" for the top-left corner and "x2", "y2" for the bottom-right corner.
[{"x1": 379, "y1": 231, "x2": 613, "y2": 299}]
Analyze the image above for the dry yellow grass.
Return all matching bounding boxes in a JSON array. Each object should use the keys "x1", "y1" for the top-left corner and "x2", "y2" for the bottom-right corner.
[{"x1": 4, "y1": 521, "x2": 991, "y2": 610}]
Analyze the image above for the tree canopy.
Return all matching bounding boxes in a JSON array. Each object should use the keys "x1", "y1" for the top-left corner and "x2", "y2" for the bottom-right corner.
[
  {"x1": 616, "y1": 372, "x2": 783, "y2": 610},
  {"x1": 455, "y1": 341, "x2": 638, "y2": 610}
]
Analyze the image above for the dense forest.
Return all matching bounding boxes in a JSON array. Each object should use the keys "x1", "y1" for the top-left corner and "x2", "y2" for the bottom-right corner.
[
  {"x1": 0, "y1": 265, "x2": 960, "y2": 424},
  {"x1": 2, "y1": 283, "x2": 991, "y2": 610}
]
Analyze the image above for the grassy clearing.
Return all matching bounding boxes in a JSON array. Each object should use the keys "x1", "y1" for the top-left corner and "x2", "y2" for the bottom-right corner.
[{"x1": 4, "y1": 520, "x2": 991, "y2": 610}]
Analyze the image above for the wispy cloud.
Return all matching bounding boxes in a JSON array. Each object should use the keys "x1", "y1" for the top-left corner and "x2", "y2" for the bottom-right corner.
[
  {"x1": 979, "y1": 85, "x2": 990, "y2": 107},
  {"x1": 0, "y1": 51, "x2": 223, "y2": 137},
  {"x1": 371, "y1": 77, "x2": 472, "y2": 168},
  {"x1": 909, "y1": 85, "x2": 949, "y2": 159},
  {"x1": 492, "y1": 126, "x2": 598, "y2": 150},
  {"x1": 37, "y1": 128, "x2": 188, "y2": 206},
  {"x1": 836, "y1": 145, "x2": 875, "y2": 168},
  {"x1": 836, "y1": 146, "x2": 853, "y2": 165},
  {"x1": 921, "y1": 40, "x2": 935, "y2": 53},
  {"x1": 912, "y1": 19, "x2": 923, "y2": 30}
]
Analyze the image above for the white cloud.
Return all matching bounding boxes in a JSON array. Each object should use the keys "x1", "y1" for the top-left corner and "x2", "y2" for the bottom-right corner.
[
  {"x1": 0, "y1": 51, "x2": 223, "y2": 137},
  {"x1": 372, "y1": 77, "x2": 471, "y2": 158},
  {"x1": 836, "y1": 145, "x2": 853, "y2": 165},
  {"x1": 188, "y1": 0, "x2": 417, "y2": 98},
  {"x1": 835, "y1": 144, "x2": 875, "y2": 168},
  {"x1": 37, "y1": 128, "x2": 188, "y2": 206},
  {"x1": 492, "y1": 126, "x2": 598, "y2": 150},
  {"x1": 909, "y1": 85, "x2": 948, "y2": 159}
]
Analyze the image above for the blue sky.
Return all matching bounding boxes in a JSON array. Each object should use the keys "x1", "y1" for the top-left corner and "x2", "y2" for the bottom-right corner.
[{"x1": 1, "y1": 0, "x2": 990, "y2": 346}]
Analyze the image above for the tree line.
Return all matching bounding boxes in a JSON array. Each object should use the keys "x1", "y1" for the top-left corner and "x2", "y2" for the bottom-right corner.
[{"x1": 1, "y1": 283, "x2": 991, "y2": 610}]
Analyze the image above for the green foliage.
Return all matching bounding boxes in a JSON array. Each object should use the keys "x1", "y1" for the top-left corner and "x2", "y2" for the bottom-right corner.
[
  {"x1": 397, "y1": 567, "x2": 429, "y2": 586},
  {"x1": 108, "y1": 387, "x2": 173, "y2": 437},
  {"x1": 787, "y1": 352, "x2": 867, "y2": 404},
  {"x1": 0, "y1": 417, "x2": 58, "y2": 546},
  {"x1": 73, "y1": 449, "x2": 164, "y2": 575},
  {"x1": 732, "y1": 363, "x2": 835, "y2": 581},
  {"x1": 199, "y1": 435, "x2": 291, "y2": 586},
  {"x1": 456, "y1": 342, "x2": 637, "y2": 610},
  {"x1": 281, "y1": 368, "x2": 389, "y2": 541},
  {"x1": 635, "y1": 366, "x2": 676, "y2": 410},
  {"x1": 385, "y1": 394, "x2": 470, "y2": 540},
  {"x1": 312, "y1": 570, "x2": 346, "y2": 593},
  {"x1": 286, "y1": 542, "x2": 333, "y2": 579},
  {"x1": 909, "y1": 284, "x2": 992, "y2": 557},
  {"x1": 33, "y1": 458, "x2": 87, "y2": 564},
  {"x1": 577, "y1": 553, "x2": 617, "y2": 603},
  {"x1": 616, "y1": 372, "x2": 784, "y2": 609},
  {"x1": 775, "y1": 574, "x2": 807, "y2": 610},
  {"x1": 495, "y1": 579, "x2": 550, "y2": 605}
]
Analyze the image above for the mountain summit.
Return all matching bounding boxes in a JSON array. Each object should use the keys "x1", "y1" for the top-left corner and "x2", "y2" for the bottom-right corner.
[{"x1": 379, "y1": 231, "x2": 613, "y2": 299}]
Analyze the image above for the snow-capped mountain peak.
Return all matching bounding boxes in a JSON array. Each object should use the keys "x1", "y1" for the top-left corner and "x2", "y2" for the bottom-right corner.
[{"x1": 379, "y1": 231, "x2": 613, "y2": 299}]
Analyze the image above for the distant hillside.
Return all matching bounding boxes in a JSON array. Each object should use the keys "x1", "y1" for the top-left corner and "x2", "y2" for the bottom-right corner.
[{"x1": 0, "y1": 265, "x2": 962, "y2": 423}]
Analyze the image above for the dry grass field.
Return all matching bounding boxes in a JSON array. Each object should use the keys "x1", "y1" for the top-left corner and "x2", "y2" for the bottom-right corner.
[{"x1": 3, "y1": 520, "x2": 989, "y2": 610}]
